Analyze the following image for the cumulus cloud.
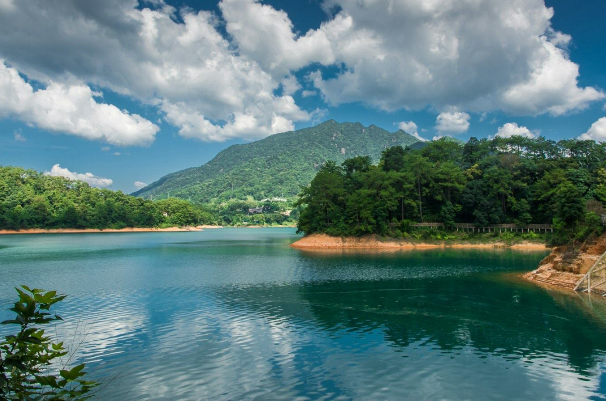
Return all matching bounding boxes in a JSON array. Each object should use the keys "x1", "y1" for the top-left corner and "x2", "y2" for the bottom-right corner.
[
  {"x1": 0, "y1": 62, "x2": 159, "y2": 146},
  {"x1": 398, "y1": 121, "x2": 427, "y2": 142},
  {"x1": 494, "y1": 122, "x2": 536, "y2": 139},
  {"x1": 311, "y1": 0, "x2": 603, "y2": 115},
  {"x1": 0, "y1": 0, "x2": 310, "y2": 143},
  {"x1": 134, "y1": 181, "x2": 148, "y2": 190},
  {"x1": 0, "y1": 0, "x2": 603, "y2": 145},
  {"x1": 45, "y1": 164, "x2": 113, "y2": 187},
  {"x1": 435, "y1": 112, "x2": 470, "y2": 134},
  {"x1": 579, "y1": 117, "x2": 606, "y2": 142},
  {"x1": 280, "y1": 75, "x2": 301, "y2": 96},
  {"x1": 219, "y1": 0, "x2": 334, "y2": 77}
]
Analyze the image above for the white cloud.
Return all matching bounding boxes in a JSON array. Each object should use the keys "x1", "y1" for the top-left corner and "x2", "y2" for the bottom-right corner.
[
  {"x1": 494, "y1": 122, "x2": 536, "y2": 139},
  {"x1": 101, "y1": 146, "x2": 110, "y2": 151},
  {"x1": 499, "y1": 38, "x2": 603, "y2": 115},
  {"x1": 0, "y1": 1, "x2": 311, "y2": 143},
  {"x1": 435, "y1": 112, "x2": 470, "y2": 134},
  {"x1": 45, "y1": 164, "x2": 113, "y2": 187},
  {"x1": 0, "y1": 0, "x2": 603, "y2": 145},
  {"x1": 0, "y1": 62, "x2": 159, "y2": 146},
  {"x1": 0, "y1": 0, "x2": 15, "y2": 12},
  {"x1": 301, "y1": 90, "x2": 317, "y2": 98},
  {"x1": 310, "y1": 108, "x2": 328, "y2": 125},
  {"x1": 398, "y1": 120, "x2": 427, "y2": 142},
  {"x1": 280, "y1": 75, "x2": 301, "y2": 96},
  {"x1": 579, "y1": 117, "x2": 606, "y2": 142},
  {"x1": 219, "y1": 0, "x2": 334, "y2": 77},
  {"x1": 134, "y1": 181, "x2": 148, "y2": 190},
  {"x1": 310, "y1": 0, "x2": 603, "y2": 115},
  {"x1": 13, "y1": 129, "x2": 25, "y2": 142}
]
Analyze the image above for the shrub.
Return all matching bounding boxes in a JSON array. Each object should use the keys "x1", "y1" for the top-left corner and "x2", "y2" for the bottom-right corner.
[{"x1": 0, "y1": 286, "x2": 98, "y2": 400}]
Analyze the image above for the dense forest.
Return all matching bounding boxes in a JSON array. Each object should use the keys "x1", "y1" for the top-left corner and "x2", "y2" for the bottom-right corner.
[
  {"x1": 208, "y1": 198, "x2": 299, "y2": 227},
  {"x1": 296, "y1": 136, "x2": 606, "y2": 245},
  {"x1": 134, "y1": 120, "x2": 419, "y2": 203},
  {"x1": 0, "y1": 166, "x2": 211, "y2": 230}
]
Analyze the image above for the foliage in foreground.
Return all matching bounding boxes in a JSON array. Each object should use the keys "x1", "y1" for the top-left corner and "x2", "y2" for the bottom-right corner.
[
  {"x1": 296, "y1": 136, "x2": 606, "y2": 246},
  {"x1": 0, "y1": 166, "x2": 212, "y2": 230},
  {"x1": 0, "y1": 286, "x2": 97, "y2": 400}
]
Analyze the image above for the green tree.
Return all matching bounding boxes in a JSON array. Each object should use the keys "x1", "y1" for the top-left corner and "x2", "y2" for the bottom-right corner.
[
  {"x1": 403, "y1": 154, "x2": 432, "y2": 222},
  {"x1": 0, "y1": 286, "x2": 98, "y2": 400}
]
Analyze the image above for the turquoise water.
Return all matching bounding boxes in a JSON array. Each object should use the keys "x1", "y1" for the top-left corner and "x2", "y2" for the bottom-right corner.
[{"x1": 1, "y1": 228, "x2": 606, "y2": 400}]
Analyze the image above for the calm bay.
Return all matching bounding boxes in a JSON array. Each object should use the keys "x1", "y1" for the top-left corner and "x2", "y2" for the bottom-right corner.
[{"x1": 1, "y1": 228, "x2": 606, "y2": 400}]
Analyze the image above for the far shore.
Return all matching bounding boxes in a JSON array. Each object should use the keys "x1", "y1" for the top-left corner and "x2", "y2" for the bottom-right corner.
[
  {"x1": 0, "y1": 225, "x2": 223, "y2": 235},
  {"x1": 291, "y1": 233, "x2": 551, "y2": 251}
]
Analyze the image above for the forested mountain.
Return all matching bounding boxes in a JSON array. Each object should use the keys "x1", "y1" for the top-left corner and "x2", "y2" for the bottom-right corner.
[
  {"x1": 0, "y1": 166, "x2": 210, "y2": 230},
  {"x1": 296, "y1": 136, "x2": 606, "y2": 245},
  {"x1": 133, "y1": 120, "x2": 420, "y2": 203}
]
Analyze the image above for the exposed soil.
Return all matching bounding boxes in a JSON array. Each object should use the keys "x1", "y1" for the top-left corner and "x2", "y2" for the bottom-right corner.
[
  {"x1": 290, "y1": 233, "x2": 550, "y2": 250},
  {"x1": 524, "y1": 234, "x2": 606, "y2": 290}
]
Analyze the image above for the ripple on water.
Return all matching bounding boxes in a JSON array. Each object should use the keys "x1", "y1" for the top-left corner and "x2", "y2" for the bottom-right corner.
[{"x1": 1, "y1": 230, "x2": 606, "y2": 400}]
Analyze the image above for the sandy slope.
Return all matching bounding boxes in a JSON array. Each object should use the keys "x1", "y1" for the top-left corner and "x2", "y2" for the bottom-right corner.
[
  {"x1": 291, "y1": 233, "x2": 550, "y2": 250},
  {"x1": 524, "y1": 234, "x2": 606, "y2": 290}
]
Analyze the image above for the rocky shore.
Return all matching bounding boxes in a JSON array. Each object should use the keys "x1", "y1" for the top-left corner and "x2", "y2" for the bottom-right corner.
[{"x1": 524, "y1": 234, "x2": 606, "y2": 290}]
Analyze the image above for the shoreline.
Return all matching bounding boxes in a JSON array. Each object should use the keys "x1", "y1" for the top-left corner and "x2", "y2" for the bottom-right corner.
[
  {"x1": 0, "y1": 226, "x2": 214, "y2": 235},
  {"x1": 290, "y1": 233, "x2": 551, "y2": 251}
]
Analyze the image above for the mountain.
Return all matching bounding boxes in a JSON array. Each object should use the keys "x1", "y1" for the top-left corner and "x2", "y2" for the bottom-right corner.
[{"x1": 133, "y1": 120, "x2": 421, "y2": 203}]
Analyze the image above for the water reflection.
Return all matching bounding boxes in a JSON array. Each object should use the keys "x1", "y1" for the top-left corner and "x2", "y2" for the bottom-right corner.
[
  {"x1": 1, "y1": 230, "x2": 606, "y2": 400},
  {"x1": 211, "y1": 277, "x2": 606, "y2": 399}
]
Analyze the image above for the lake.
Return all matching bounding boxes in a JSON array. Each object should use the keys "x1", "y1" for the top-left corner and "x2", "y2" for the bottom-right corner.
[{"x1": 1, "y1": 228, "x2": 606, "y2": 400}]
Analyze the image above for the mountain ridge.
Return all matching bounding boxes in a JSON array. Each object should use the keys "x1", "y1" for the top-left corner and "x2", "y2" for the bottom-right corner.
[{"x1": 133, "y1": 120, "x2": 421, "y2": 203}]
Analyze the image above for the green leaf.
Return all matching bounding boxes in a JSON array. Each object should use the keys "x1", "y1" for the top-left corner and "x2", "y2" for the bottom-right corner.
[
  {"x1": 34, "y1": 375, "x2": 59, "y2": 388},
  {"x1": 60, "y1": 363, "x2": 86, "y2": 381}
]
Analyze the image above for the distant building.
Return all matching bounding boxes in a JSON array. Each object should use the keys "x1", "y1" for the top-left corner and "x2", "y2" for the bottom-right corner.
[
  {"x1": 260, "y1": 197, "x2": 287, "y2": 202},
  {"x1": 248, "y1": 207, "x2": 263, "y2": 214}
]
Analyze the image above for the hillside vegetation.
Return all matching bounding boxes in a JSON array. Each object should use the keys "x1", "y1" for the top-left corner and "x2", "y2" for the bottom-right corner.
[
  {"x1": 133, "y1": 120, "x2": 420, "y2": 203},
  {"x1": 296, "y1": 136, "x2": 606, "y2": 246},
  {"x1": 0, "y1": 166, "x2": 211, "y2": 230}
]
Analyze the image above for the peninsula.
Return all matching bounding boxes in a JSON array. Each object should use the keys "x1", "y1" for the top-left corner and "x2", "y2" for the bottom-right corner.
[{"x1": 291, "y1": 135, "x2": 606, "y2": 289}]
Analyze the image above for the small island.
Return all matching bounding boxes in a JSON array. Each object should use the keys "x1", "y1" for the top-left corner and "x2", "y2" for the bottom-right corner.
[{"x1": 291, "y1": 136, "x2": 606, "y2": 290}]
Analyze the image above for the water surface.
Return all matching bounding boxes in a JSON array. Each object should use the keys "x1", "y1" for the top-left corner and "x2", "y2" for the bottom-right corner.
[{"x1": 1, "y1": 228, "x2": 606, "y2": 400}]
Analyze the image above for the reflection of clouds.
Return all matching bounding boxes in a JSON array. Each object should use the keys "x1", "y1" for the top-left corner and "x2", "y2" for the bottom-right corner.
[
  {"x1": 3, "y1": 230, "x2": 605, "y2": 400},
  {"x1": 128, "y1": 299, "x2": 309, "y2": 400},
  {"x1": 521, "y1": 354, "x2": 603, "y2": 400},
  {"x1": 51, "y1": 293, "x2": 149, "y2": 369},
  {"x1": 24, "y1": 284, "x2": 606, "y2": 400}
]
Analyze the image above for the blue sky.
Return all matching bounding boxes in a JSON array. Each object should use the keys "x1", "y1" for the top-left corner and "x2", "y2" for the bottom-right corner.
[{"x1": 0, "y1": 0, "x2": 605, "y2": 192}]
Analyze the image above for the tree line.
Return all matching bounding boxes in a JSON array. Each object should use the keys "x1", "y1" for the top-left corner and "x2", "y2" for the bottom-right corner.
[
  {"x1": 0, "y1": 166, "x2": 211, "y2": 230},
  {"x1": 296, "y1": 136, "x2": 606, "y2": 245}
]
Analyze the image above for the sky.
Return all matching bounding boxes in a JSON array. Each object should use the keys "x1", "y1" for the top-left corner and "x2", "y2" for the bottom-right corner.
[{"x1": 0, "y1": 0, "x2": 605, "y2": 193}]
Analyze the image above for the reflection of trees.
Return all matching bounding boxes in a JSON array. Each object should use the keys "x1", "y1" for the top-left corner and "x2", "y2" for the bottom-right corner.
[
  {"x1": 299, "y1": 277, "x2": 606, "y2": 374},
  {"x1": 214, "y1": 270, "x2": 606, "y2": 376}
]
